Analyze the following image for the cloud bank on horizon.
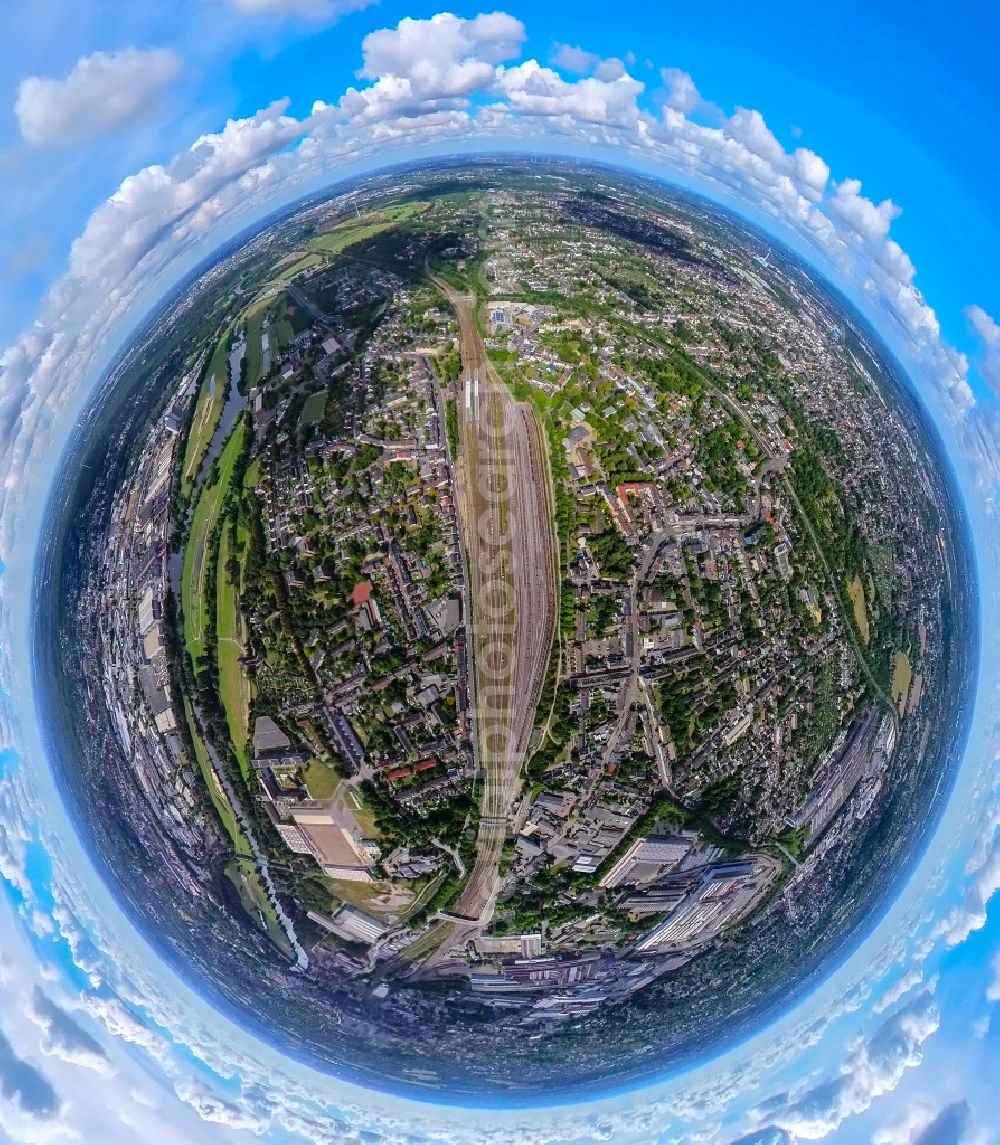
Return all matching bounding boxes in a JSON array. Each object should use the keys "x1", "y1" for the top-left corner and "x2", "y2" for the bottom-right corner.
[{"x1": 1, "y1": 7, "x2": 1000, "y2": 1145}]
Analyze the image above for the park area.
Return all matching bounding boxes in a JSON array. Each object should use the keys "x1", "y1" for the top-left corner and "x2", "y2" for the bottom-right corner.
[
  {"x1": 179, "y1": 327, "x2": 232, "y2": 500},
  {"x1": 181, "y1": 417, "x2": 248, "y2": 667}
]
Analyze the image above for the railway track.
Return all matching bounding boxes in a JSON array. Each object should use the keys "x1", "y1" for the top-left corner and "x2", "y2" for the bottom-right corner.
[{"x1": 393, "y1": 278, "x2": 556, "y2": 970}]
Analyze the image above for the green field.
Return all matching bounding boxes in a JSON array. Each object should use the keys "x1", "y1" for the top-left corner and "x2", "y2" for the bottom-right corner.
[
  {"x1": 302, "y1": 391, "x2": 327, "y2": 424},
  {"x1": 180, "y1": 329, "x2": 231, "y2": 498},
  {"x1": 180, "y1": 417, "x2": 291, "y2": 960},
  {"x1": 272, "y1": 294, "x2": 310, "y2": 350},
  {"x1": 303, "y1": 758, "x2": 340, "y2": 800},
  {"x1": 278, "y1": 252, "x2": 322, "y2": 279},
  {"x1": 308, "y1": 201, "x2": 427, "y2": 258},
  {"x1": 181, "y1": 418, "x2": 248, "y2": 664},
  {"x1": 244, "y1": 299, "x2": 273, "y2": 389},
  {"x1": 217, "y1": 523, "x2": 252, "y2": 776},
  {"x1": 345, "y1": 783, "x2": 380, "y2": 839}
]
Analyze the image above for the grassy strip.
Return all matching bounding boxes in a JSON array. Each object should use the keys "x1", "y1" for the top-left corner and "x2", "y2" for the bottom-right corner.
[
  {"x1": 217, "y1": 520, "x2": 252, "y2": 777},
  {"x1": 308, "y1": 202, "x2": 427, "y2": 258},
  {"x1": 179, "y1": 327, "x2": 231, "y2": 498},
  {"x1": 181, "y1": 419, "x2": 249, "y2": 666},
  {"x1": 278, "y1": 252, "x2": 322, "y2": 279},
  {"x1": 445, "y1": 397, "x2": 458, "y2": 458},
  {"x1": 182, "y1": 697, "x2": 251, "y2": 858},
  {"x1": 244, "y1": 297, "x2": 273, "y2": 389}
]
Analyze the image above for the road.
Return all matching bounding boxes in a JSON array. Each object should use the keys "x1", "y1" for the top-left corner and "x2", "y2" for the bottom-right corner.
[{"x1": 286, "y1": 283, "x2": 334, "y2": 327}]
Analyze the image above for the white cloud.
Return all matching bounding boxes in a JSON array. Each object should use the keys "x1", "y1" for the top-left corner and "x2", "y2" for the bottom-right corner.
[
  {"x1": 765, "y1": 994, "x2": 941, "y2": 1140},
  {"x1": 967, "y1": 305, "x2": 1000, "y2": 400},
  {"x1": 227, "y1": 0, "x2": 375, "y2": 18},
  {"x1": 360, "y1": 12, "x2": 525, "y2": 91},
  {"x1": 0, "y1": 95, "x2": 307, "y2": 525},
  {"x1": 594, "y1": 57, "x2": 627, "y2": 81},
  {"x1": 874, "y1": 966, "x2": 931, "y2": 1014},
  {"x1": 15, "y1": 49, "x2": 181, "y2": 149},
  {"x1": 872, "y1": 1100, "x2": 946, "y2": 1144},
  {"x1": 332, "y1": 11, "x2": 525, "y2": 125},
  {"x1": 933, "y1": 826, "x2": 1000, "y2": 946},
  {"x1": 829, "y1": 177, "x2": 902, "y2": 243},
  {"x1": 496, "y1": 60, "x2": 644, "y2": 127},
  {"x1": 899, "y1": 1100, "x2": 974, "y2": 1145},
  {"x1": 659, "y1": 67, "x2": 703, "y2": 114},
  {"x1": 551, "y1": 42, "x2": 600, "y2": 75}
]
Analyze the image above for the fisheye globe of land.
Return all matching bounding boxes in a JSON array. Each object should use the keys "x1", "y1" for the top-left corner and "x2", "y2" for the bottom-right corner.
[{"x1": 46, "y1": 161, "x2": 971, "y2": 1095}]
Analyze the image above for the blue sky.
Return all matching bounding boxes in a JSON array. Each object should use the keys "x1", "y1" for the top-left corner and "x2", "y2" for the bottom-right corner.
[
  {"x1": 2, "y1": 3, "x2": 1000, "y2": 1144},
  {"x1": 2, "y1": 0, "x2": 999, "y2": 382}
]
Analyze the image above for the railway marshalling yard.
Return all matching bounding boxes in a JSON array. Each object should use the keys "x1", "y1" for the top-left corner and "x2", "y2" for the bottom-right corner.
[
  {"x1": 90, "y1": 163, "x2": 962, "y2": 1027},
  {"x1": 394, "y1": 279, "x2": 557, "y2": 975}
]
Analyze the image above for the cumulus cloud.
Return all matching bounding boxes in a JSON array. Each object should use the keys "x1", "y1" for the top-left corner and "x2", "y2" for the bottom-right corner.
[
  {"x1": 829, "y1": 177, "x2": 901, "y2": 243},
  {"x1": 933, "y1": 825, "x2": 1000, "y2": 946},
  {"x1": 873, "y1": 1099, "x2": 972, "y2": 1145},
  {"x1": 15, "y1": 48, "x2": 181, "y2": 149},
  {"x1": 875, "y1": 1099, "x2": 957, "y2": 1145},
  {"x1": 0, "y1": 1027, "x2": 59, "y2": 1118},
  {"x1": 757, "y1": 994, "x2": 940, "y2": 1140},
  {"x1": 28, "y1": 989, "x2": 112, "y2": 1077},
  {"x1": 594, "y1": 57, "x2": 627, "y2": 81},
  {"x1": 360, "y1": 12, "x2": 525, "y2": 91},
  {"x1": 659, "y1": 66, "x2": 705, "y2": 114},
  {"x1": 967, "y1": 305, "x2": 1000, "y2": 399},
  {"x1": 912, "y1": 1102, "x2": 973, "y2": 1145},
  {"x1": 333, "y1": 11, "x2": 526, "y2": 124},
  {"x1": 496, "y1": 61, "x2": 645, "y2": 127},
  {"x1": 551, "y1": 42, "x2": 600, "y2": 75},
  {"x1": 729, "y1": 1129, "x2": 793, "y2": 1144},
  {"x1": 874, "y1": 966, "x2": 932, "y2": 1014}
]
